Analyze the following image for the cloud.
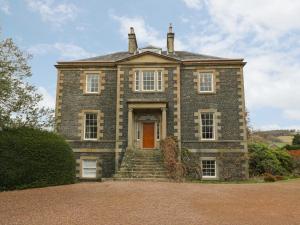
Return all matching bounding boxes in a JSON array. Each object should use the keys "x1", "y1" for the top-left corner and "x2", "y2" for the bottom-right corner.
[
  {"x1": 28, "y1": 43, "x2": 96, "y2": 60},
  {"x1": 110, "y1": 13, "x2": 186, "y2": 50},
  {"x1": 0, "y1": 0, "x2": 10, "y2": 15},
  {"x1": 25, "y1": 0, "x2": 78, "y2": 26},
  {"x1": 180, "y1": 0, "x2": 300, "y2": 127},
  {"x1": 37, "y1": 86, "x2": 55, "y2": 109},
  {"x1": 257, "y1": 124, "x2": 300, "y2": 131},
  {"x1": 182, "y1": 0, "x2": 203, "y2": 9}
]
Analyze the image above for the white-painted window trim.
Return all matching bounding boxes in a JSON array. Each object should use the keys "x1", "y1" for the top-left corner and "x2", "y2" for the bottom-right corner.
[
  {"x1": 136, "y1": 122, "x2": 140, "y2": 140},
  {"x1": 134, "y1": 70, "x2": 164, "y2": 92},
  {"x1": 199, "y1": 72, "x2": 214, "y2": 93},
  {"x1": 84, "y1": 112, "x2": 98, "y2": 141},
  {"x1": 200, "y1": 112, "x2": 215, "y2": 140},
  {"x1": 86, "y1": 73, "x2": 100, "y2": 94},
  {"x1": 82, "y1": 159, "x2": 97, "y2": 178},
  {"x1": 201, "y1": 157, "x2": 217, "y2": 178}
]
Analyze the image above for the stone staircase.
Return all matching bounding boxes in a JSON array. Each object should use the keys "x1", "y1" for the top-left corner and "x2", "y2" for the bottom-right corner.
[{"x1": 114, "y1": 149, "x2": 169, "y2": 181}]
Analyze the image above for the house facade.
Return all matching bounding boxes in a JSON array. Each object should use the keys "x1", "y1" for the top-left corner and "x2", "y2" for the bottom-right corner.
[{"x1": 55, "y1": 25, "x2": 249, "y2": 181}]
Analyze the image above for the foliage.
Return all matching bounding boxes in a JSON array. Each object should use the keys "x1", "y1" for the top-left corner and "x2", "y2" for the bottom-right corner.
[
  {"x1": 292, "y1": 134, "x2": 300, "y2": 145},
  {"x1": 0, "y1": 36, "x2": 54, "y2": 129},
  {"x1": 263, "y1": 173, "x2": 276, "y2": 182},
  {"x1": 285, "y1": 145, "x2": 300, "y2": 150},
  {"x1": 248, "y1": 143, "x2": 293, "y2": 176},
  {"x1": 181, "y1": 148, "x2": 202, "y2": 179},
  {"x1": 0, "y1": 127, "x2": 76, "y2": 191},
  {"x1": 160, "y1": 137, "x2": 185, "y2": 180}
]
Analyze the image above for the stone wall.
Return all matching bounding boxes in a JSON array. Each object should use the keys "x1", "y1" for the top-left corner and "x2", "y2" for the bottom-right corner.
[
  {"x1": 74, "y1": 152, "x2": 115, "y2": 178},
  {"x1": 188, "y1": 151, "x2": 249, "y2": 180},
  {"x1": 180, "y1": 67, "x2": 246, "y2": 149}
]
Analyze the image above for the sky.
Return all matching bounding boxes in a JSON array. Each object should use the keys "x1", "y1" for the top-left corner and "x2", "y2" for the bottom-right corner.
[{"x1": 1, "y1": 0, "x2": 300, "y2": 131}]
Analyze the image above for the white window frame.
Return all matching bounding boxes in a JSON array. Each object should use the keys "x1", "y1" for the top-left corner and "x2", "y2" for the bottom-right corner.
[
  {"x1": 82, "y1": 159, "x2": 97, "y2": 178},
  {"x1": 134, "y1": 70, "x2": 164, "y2": 92},
  {"x1": 200, "y1": 112, "x2": 215, "y2": 140},
  {"x1": 84, "y1": 112, "x2": 98, "y2": 140},
  {"x1": 136, "y1": 122, "x2": 140, "y2": 140},
  {"x1": 86, "y1": 73, "x2": 100, "y2": 94},
  {"x1": 201, "y1": 157, "x2": 217, "y2": 179},
  {"x1": 198, "y1": 72, "x2": 214, "y2": 93},
  {"x1": 156, "y1": 122, "x2": 160, "y2": 140}
]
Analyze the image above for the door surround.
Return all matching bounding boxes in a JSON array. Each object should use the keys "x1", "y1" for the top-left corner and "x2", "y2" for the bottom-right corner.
[{"x1": 127, "y1": 102, "x2": 167, "y2": 149}]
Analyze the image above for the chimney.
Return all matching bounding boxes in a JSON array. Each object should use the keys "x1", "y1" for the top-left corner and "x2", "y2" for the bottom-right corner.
[
  {"x1": 167, "y1": 23, "x2": 174, "y2": 54},
  {"x1": 128, "y1": 27, "x2": 138, "y2": 54}
]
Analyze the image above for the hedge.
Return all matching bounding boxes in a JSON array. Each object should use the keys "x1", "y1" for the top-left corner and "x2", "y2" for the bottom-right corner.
[{"x1": 0, "y1": 127, "x2": 76, "y2": 191}]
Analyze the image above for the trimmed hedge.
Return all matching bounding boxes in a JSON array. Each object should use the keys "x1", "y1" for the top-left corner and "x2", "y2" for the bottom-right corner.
[{"x1": 0, "y1": 127, "x2": 76, "y2": 191}]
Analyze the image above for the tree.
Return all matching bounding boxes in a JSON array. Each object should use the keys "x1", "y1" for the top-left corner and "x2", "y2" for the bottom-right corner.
[
  {"x1": 292, "y1": 133, "x2": 300, "y2": 145},
  {"x1": 0, "y1": 36, "x2": 54, "y2": 129}
]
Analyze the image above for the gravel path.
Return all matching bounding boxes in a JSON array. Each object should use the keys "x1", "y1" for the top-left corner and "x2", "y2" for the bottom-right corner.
[{"x1": 0, "y1": 179, "x2": 300, "y2": 225}]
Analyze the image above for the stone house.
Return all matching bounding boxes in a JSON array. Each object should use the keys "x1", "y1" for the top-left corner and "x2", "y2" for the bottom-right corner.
[{"x1": 55, "y1": 25, "x2": 248, "y2": 181}]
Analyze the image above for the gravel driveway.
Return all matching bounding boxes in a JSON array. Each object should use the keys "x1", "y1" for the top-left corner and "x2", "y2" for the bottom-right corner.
[{"x1": 0, "y1": 179, "x2": 300, "y2": 225}]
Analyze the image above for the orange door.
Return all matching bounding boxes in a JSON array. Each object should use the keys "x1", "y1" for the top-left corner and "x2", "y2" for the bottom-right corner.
[{"x1": 143, "y1": 123, "x2": 155, "y2": 149}]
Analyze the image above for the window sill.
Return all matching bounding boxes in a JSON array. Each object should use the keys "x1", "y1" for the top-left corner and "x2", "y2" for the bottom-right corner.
[
  {"x1": 83, "y1": 93, "x2": 101, "y2": 95},
  {"x1": 202, "y1": 176, "x2": 218, "y2": 180},
  {"x1": 134, "y1": 91, "x2": 164, "y2": 93},
  {"x1": 197, "y1": 92, "x2": 216, "y2": 95},
  {"x1": 83, "y1": 139, "x2": 99, "y2": 142}
]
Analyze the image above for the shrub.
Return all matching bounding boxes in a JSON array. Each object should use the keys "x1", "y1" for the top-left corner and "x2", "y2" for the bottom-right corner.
[
  {"x1": 161, "y1": 137, "x2": 185, "y2": 180},
  {"x1": 0, "y1": 127, "x2": 76, "y2": 191},
  {"x1": 274, "y1": 175, "x2": 285, "y2": 181},
  {"x1": 181, "y1": 148, "x2": 202, "y2": 179},
  {"x1": 292, "y1": 134, "x2": 300, "y2": 145},
  {"x1": 248, "y1": 143, "x2": 293, "y2": 176},
  {"x1": 264, "y1": 173, "x2": 276, "y2": 182},
  {"x1": 285, "y1": 144, "x2": 300, "y2": 150}
]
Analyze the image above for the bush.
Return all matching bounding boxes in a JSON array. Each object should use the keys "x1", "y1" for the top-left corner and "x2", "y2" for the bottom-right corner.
[
  {"x1": 285, "y1": 144, "x2": 300, "y2": 150},
  {"x1": 292, "y1": 134, "x2": 300, "y2": 145},
  {"x1": 248, "y1": 143, "x2": 293, "y2": 176},
  {"x1": 161, "y1": 137, "x2": 185, "y2": 180},
  {"x1": 264, "y1": 173, "x2": 276, "y2": 182},
  {"x1": 0, "y1": 127, "x2": 76, "y2": 191}
]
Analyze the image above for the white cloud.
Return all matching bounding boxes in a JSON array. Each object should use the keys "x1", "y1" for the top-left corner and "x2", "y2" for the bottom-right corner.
[
  {"x1": 25, "y1": 0, "x2": 78, "y2": 26},
  {"x1": 110, "y1": 13, "x2": 186, "y2": 50},
  {"x1": 28, "y1": 43, "x2": 96, "y2": 60},
  {"x1": 182, "y1": 0, "x2": 203, "y2": 9},
  {"x1": 37, "y1": 86, "x2": 55, "y2": 109},
  {"x1": 0, "y1": 0, "x2": 10, "y2": 15},
  {"x1": 181, "y1": 0, "x2": 300, "y2": 126},
  {"x1": 257, "y1": 124, "x2": 300, "y2": 131}
]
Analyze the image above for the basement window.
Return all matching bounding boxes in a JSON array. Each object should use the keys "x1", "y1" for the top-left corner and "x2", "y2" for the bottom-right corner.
[
  {"x1": 82, "y1": 159, "x2": 97, "y2": 178},
  {"x1": 201, "y1": 159, "x2": 217, "y2": 178}
]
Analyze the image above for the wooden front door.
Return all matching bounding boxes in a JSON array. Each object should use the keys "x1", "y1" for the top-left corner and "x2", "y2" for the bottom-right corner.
[{"x1": 143, "y1": 122, "x2": 155, "y2": 149}]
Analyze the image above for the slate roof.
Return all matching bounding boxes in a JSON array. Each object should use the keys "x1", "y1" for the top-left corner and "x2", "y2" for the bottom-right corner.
[{"x1": 73, "y1": 50, "x2": 227, "y2": 62}]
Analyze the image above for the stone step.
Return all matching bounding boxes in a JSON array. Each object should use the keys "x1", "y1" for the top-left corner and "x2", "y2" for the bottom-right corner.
[
  {"x1": 114, "y1": 174, "x2": 168, "y2": 179},
  {"x1": 111, "y1": 177, "x2": 170, "y2": 182}
]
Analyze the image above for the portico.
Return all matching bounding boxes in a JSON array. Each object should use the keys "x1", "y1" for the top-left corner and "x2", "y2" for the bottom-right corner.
[{"x1": 127, "y1": 102, "x2": 167, "y2": 150}]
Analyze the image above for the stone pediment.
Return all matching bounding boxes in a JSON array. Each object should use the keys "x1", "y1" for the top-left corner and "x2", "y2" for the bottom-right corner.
[{"x1": 117, "y1": 51, "x2": 180, "y2": 64}]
